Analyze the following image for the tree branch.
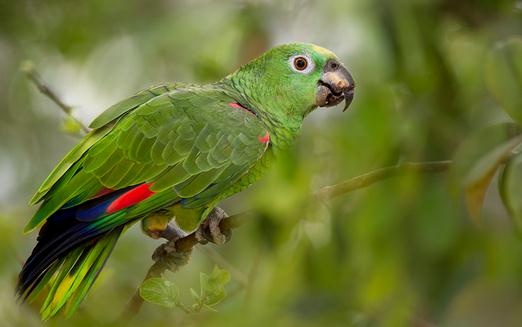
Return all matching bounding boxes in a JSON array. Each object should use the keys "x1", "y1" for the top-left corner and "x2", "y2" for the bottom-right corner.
[
  {"x1": 21, "y1": 61, "x2": 90, "y2": 134},
  {"x1": 123, "y1": 160, "x2": 452, "y2": 319},
  {"x1": 314, "y1": 160, "x2": 452, "y2": 200}
]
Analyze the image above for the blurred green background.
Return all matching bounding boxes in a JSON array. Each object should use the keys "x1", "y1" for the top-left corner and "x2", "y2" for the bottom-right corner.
[{"x1": 1, "y1": 0, "x2": 522, "y2": 326}]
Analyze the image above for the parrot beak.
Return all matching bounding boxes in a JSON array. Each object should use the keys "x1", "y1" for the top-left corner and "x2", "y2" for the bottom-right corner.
[{"x1": 316, "y1": 59, "x2": 355, "y2": 111}]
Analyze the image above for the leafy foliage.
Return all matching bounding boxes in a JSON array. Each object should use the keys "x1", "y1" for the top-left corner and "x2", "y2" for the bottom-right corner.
[
  {"x1": 499, "y1": 153, "x2": 522, "y2": 231},
  {"x1": 61, "y1": 115, "x2": 84, "y2": 135},
  {"x1": 140, "y1": 266, "x2": 230, "y2": 313},
  {"x1": 485, "y1": 38, "x2": 522, "y2": 125},
  {"x1": 140, "y1": 278, "x2": 180, "y2": 308},
  {"x1": 191, "y1": 265, "x2": 231, "y2": 309},
  {"x1": 453, "y1": 125, "x2": 522, "y2": 223},
  {"x1": 451, "y1": 36, "x2": 522, "y2": 227}
]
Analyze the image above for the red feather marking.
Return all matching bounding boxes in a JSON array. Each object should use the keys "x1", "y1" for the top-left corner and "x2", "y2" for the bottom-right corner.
[
  {"x1": 258, "y1": 131, "x2": 270, "y2": 144},
  {"x1": 106, "y1": 182, "x2": 156, "y2": 213},
  {"x1": 228, "y1": 102, "x2": 255, "y2": 116},
  {"x1": 228, "y1": 102, "x2": 243, "y2": 109}
]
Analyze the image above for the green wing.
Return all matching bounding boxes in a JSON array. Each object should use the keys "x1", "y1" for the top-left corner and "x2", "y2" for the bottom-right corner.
[
  {"x1": 29, "y1": 83, "x2": 181, "y2": 207},
  {"x1": 26, "y1": 85, "x2": 269, "y2": 232}
]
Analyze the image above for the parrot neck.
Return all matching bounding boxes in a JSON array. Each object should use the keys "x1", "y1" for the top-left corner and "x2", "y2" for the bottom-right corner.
[
  {"x1": 261, "y1": 116, "x2": 302, "y2": 151},
  {"x1": 219, "y1": 78, "x2": 311, "y2": 150}
]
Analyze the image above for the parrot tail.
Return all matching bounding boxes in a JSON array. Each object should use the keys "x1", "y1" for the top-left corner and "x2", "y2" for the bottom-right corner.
[
  {"x1": 17, "y1": 182, "x2": 177, "y2": 319},
  {"x1": 16, "y1": 192, "x2": 132, "y2": 320},
  {"x1": 24, "y1": 229, "x2": 122, "y2": 320},
  {"x1": 17, "y1": 226, "x2": 123, "y2": 320}
]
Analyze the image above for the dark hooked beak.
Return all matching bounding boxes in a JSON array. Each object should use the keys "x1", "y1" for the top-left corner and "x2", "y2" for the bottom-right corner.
[{"x1": 316, "y1": 59, "x2": 355, "y2": 111}]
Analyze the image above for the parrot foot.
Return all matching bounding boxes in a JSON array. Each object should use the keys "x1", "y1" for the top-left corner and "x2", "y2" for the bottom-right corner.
[
  {"x1": 159, "y1": 221, "x2": 189, "y2": 241},
  {"x1": 195, "y1": 207, "x2": 231, "y2": 245},
  {"x1": 141, "y1": 209, "x2": 188, "y2": 241}
]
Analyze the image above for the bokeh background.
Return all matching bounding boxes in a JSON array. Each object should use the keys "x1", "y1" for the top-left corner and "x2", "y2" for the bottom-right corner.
[{"x1": 1, "y1": 0, "x2": 522, "y2": 326}]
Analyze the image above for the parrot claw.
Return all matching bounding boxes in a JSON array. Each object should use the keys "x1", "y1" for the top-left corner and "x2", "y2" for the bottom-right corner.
[{"x1": 195, "y1": 207, "x2": 231, "y2": 245}]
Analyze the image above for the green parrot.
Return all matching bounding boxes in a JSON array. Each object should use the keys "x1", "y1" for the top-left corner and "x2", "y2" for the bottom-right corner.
[{"x1": 17, "y1": 43, "x2": 354, "y2": 319}]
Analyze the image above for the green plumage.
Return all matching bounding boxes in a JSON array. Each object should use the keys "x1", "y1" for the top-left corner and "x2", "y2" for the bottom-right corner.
[
  {"x1": 18, "y1": 43, "x2": 349, "y2": 319},
  {"x1": 26, "y1": 86, "x2": 269, "y2": 232}
]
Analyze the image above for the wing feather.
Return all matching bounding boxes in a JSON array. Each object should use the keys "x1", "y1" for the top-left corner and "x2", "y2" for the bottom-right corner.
[{"x1": 26, "y1": 85, "x2": 268, "y2": 232}]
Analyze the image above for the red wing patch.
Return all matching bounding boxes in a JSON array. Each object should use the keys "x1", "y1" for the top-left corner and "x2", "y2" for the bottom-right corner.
[
  {"x1": 106, "y1": 182, "x2": 156, "y2": 213},
  {"x1": 258, "y1": 131, "x2": 270, "y2": 144}
]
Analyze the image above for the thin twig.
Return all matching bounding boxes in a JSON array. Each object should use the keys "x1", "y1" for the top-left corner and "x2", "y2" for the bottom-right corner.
[
  {"x1": 314, "y1": 160, "x2": 452, "y2": 200},
  {"x1": 21, "y1": 61, "x2": 90, "y2": 134}
]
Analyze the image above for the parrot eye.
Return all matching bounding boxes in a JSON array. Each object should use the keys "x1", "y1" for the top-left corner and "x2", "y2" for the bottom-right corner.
[
  {"x1": 289, "y1": 55, "x2": 315, "y2": 74},
  {"x1": 294, "y1": 57, "x2": 308, "y2": 70}
]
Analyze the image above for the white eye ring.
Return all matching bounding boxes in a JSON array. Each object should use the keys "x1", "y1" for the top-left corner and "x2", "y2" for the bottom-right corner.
[{"x1": 289, "y1": 54, "x2": 315, "y2": 74}]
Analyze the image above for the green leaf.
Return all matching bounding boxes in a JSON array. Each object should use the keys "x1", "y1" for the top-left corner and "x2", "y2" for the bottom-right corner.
[
  {"x1": 199, "y1": 266, "x2": 231, "y2": 307},
  {"x1": 499, "y1": 152, "x2": 522, "y2": 230},
  {"x1": 464, "y1": 136, "x2": 522, "y2": 223},
  {"x1": 485, "y1": 37, "x2": 522, "y2": 125},
  {"x1": 139, "y1": 278, "x2": 179, "y2": 308},
  {"x1": 190, "y1": 288, "x2": 200, "y2": 303},
  {"x1": 61, "y1": 116, "x2": 82, "y2": 135},
  {"x1": 19, "y1": 60, "x2": 35, "y2": 74},
  {"x1": 453, "y1": 123, "x2": 522, "y2": 223}
]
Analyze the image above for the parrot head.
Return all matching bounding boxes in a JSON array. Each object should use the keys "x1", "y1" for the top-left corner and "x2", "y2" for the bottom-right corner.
[{"x1": 227, "y1": 42, "x2": 355, "y2": 122}]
